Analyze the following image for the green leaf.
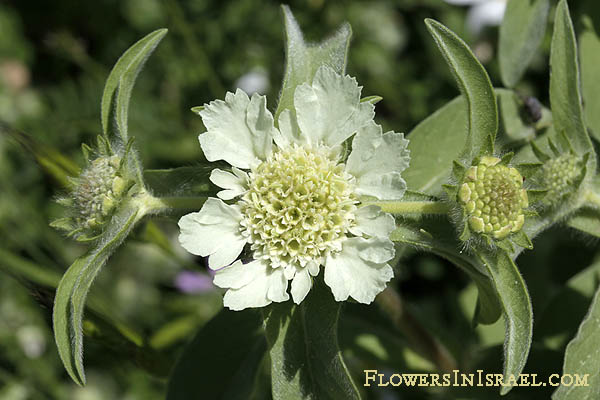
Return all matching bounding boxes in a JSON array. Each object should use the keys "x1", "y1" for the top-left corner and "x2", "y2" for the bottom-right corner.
[
  {"x1": 143, "y1": 166, "x2": 214, "y2": 197},
  {"x1": 550, "y1": 1, "x2": 596, "y2": 169},
  {"x1": 166, "y1": 309, "x2": 267, "y2": 400},
  {"x1": 53, "y1": 205, "x2": 140, "y2": 385},
  {"x1": 566, "y1": 208, "x2": 600, "y2": 238},
  {"x1": 404, "y1": 89, "x2": 528, "y2": 195},
  {"x1": 264, "y1": 275, "x2": 360, "y2": 400},
  {"x1": 390, "y1": 219, "x2": 501, "y2": 325},
  {"x1": 580, "y1": 13, "x2": 600, "y2": 142},
  {"x1": 424, "y1": 19, "x2": 497, "y2": 159},
  {"x1": 537, "y1": 260, "x2": 600, "y2": 351},
  {"x1": 275, "y1": 6, "x2": 351, "y2": 119},
  {"x1": 403, "y1": 96, "x2": 466, "y2": 195},
  {"x1": 499, "y1": 0, "x2": 550, "y2": 88},
  {"x1": 552, "y1": 285, "x2": 600, "y2": 399},
  {"x1": 101, "y1": 29, "x2": 167, "y2": 142},
  {"x1": 475, "y1": 250, "x2": 533, "y2": 395},
  {"x1": 0, "y1": 248, "x2": 61, "y2": 288}
]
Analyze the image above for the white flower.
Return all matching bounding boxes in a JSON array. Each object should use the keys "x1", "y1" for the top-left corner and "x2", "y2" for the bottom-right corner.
[
  {"x1": 179, "y1": 66, "x2": 410, "y2": 310},
  {"x1": 444, "y1": 0, "x2": 507, "y2": 35}
]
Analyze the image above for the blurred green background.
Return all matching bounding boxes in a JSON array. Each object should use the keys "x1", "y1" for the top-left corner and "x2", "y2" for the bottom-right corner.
[{"x1": 0, "y1": 0, "x2": 598, "y2": 399}]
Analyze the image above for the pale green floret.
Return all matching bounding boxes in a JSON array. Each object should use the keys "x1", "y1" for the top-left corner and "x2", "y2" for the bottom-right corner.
[
  {"x1": 541, "y1": 154, "x2": 581, "y2": 205},
  {"x1": 73, "y1": 155, "x2": 127, "y2": 230},
  {"x1": 459, "y1": 157, "x2": 528, "y2": 240},
  {"x1": 241, "y1": 144, "x2": 358, "y2": 269}
]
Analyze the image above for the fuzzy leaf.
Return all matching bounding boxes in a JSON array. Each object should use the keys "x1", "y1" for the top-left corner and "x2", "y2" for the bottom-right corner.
[
  {"x1": 552, "y1": 285, "x2": 600, "y2": 399},
  {"x1": 499, "y1": 0, "x2": 550, "y2": 88},
  {"x1": 144, "y1": 166, "x2": 215, "y2": 197},
  {"x1": 566, "y1": 208, "x2": 600, "y2": 238},
  {"x1": 264, "y1": 275, "x2": 360, "y2": 400},
  {"x1": 275, "y1": 6, "x2": 351, "y2": 119},
  {"x1": 166, "y1": 309, "x2": 267, "y2": 400},
  {"x1": 404, "y1": 89, "x2": 526, "y2": 195},
  {"x1": 424, "y1": 19, "x2": 497, "y2": 160},
  {"x1": 390, "y1": 219, "x2": 501, "y2": 325},
  {"x1": 550, "y1": 1, "x2": 596, "y2": 170},
  {"x1": 580, "y1": 13, "x2": 600, "y2": 142},
  {"x1": 53, "y1": 205, "x2": 140, "y2": 385},
  {"x1": 475, "y1": 249, "x2": 533, "y2": 395},
  {"x1": 101, "y1": 29, "x2": 167, "y2": 142}
]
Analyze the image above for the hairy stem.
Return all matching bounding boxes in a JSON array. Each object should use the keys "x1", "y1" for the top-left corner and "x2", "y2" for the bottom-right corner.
[
  {"x1": 376, "y1": 288, "x2": 458, "y2": 373},
  {"x1": 365, "y1": 201, "x2": 451, "y2": 215},
  {"x1": 585, "y1": 188, "x2": 600, "y2": 208},
  {"x1": 132, "y1": 191, "x2": 207, "y2": 214}
]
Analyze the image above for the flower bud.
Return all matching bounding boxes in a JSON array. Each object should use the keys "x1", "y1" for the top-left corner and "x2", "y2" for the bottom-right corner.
[
  {"x1": 541, "y1": 154, "x2": 581, "y2": 205},
  {"x1": 459, "y1": 157, "x2": 528, "y2": 240}
]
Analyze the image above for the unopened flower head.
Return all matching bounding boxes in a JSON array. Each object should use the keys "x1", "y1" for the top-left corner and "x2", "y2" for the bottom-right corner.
[
  {"x1": 179, "y1": 66, "x2": 410, "y2": 310},
  {"x1": 459, "y1": 156, "x2": 527, "y2": 240},
  {"x1": 541, "y1": 154, "x2": 581, "y2": 205},
  {"x1": 72, "y1": 155, "x2": 128, "y2": 231}
]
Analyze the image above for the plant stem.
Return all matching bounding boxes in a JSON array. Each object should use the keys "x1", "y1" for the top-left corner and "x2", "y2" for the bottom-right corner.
[
  {"x1": 585, "y1": 189, "x2": 600, "y2": 208},
  {"x1": 364, "y1": 201, "x2": 451, "y2": 215},
  {"x1": 133, "y1": 191, "x2": 207, "y2": 214},
  {"x1": 376, "y1": 288, "x2": 458, "y2": 373},
  {"x1": 152, "y1": 196, "x2": 207, "y2": 212}
]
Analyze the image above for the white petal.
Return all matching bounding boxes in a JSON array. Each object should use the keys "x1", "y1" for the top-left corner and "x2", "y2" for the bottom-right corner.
[
  {"x1": 345, "y1": 121, "x2": 410, "y2": 200},
  {"x1": 324, "y1": 237, "x2": 394, "y2": 304},
  {"x1": 222, "y1": 261, "x2": 289, "y2": 310},
  {"x1": 355, "y1": 237, "x2": 395, "y2": 264},
  {"x1": 272, "y1": 108, "x2": 304, "y2": 148},
  {"x1": 178, "y1": 198, "x2": 246, "y2": 270},
  {"x1": 199, "y1": 90, "x2": 274, "y2": 169},
  {"x1": 294, "y1": 66, "x2": 375, "y2": 147},
  {"x1": 349, "y1": 205, "x2": 396, "y2": 238},
  {"x1": 291, "y1": 269, "x2": 312, "y2": 304},
  {"x1": 307, "y1": 261, "x2": 320, "y2": 277},
  {"x1": 213, "y1": 260, "x2": 256, "y2": 289},
  {"x1": 210, "y1": 168, "x2": 249, "y2": 200}
]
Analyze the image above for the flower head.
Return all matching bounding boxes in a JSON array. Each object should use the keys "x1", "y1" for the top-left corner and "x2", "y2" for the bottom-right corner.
[
  {"x1": 458, "y1": 156, "x2": 527, "y2": 240},
  {"x1": 179, "y1": 66, "x2": 410, "y2": 310}
]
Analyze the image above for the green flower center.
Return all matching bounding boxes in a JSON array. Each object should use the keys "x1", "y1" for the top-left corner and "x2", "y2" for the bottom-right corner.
[
  {"x1": 241, "y1": 145, "x2": 357, "y2": 269},
  {"x1": 458, "y1": 157, "x2": 528, "y2": 240},
  {"x1": 74, "y1": 156, "x2": 126, "y2": 229},
  {"x1": 542, "y1": 154, "x2": 581, "y2": 205}
]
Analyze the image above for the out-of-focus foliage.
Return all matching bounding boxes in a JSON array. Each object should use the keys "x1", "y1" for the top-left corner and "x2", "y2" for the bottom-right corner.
[{"x1": 1, "y1": 0, "x2": 599, "y2": 399}]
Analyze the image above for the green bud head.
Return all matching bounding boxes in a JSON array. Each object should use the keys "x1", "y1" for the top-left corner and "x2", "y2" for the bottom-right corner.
[
  {"x1": 541, "y1": 154, "x2": 581, "y2": 205},
  {"x1": 459, "y1": 157, "x2": 528, "y2": 240},
  {"x1": 72, "y1": 155, "x2": 126, "y2": 231}
]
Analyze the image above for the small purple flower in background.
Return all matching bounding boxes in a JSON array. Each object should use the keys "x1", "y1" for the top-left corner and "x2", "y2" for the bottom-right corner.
[{"x1": 174, "y1": 270, "x2": 215, "y2": 294}]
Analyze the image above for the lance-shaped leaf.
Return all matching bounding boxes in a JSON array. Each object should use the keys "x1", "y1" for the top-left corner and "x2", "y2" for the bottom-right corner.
[
  {"x1": 275, "y1": 6, "x2": 351, "y2": 119},
  {"x1": 390, "y1": 218, "x2": 501, "y2": 325},
  {"x1": 475, "y1": 249, "x2": 533, "y2": 395},
  {"x1": 404, "y1": 89, "x2": 536, "y2": 196},
  {"x1": 580, "y1": 12, "x2": 600, "y2": 143},
  {"x1": 101, "y1": 29, "x2": 167, "y2": 142},
  {"x1": 550, "y1": 1, "x2": 596, "y2": 171},
  {"x1": 144, "y1": 166, "x2": 215, "y2": 197},
  {"x1": 264, "y1": 275, "x2": 360, "y2": 400},
  {"x1": 499, "y1": 0, "x2": 550, "y2": 88},
  {"x1": 424, "y1": 19, "x2": 497, "y2": 160},
  {"x1": 167, "y1": 309, "x2": 267, "y2": 400},
  {"x1": 552, "y1": 285, "x2": 600, "y2": 399},
  {"x1": 53, "y1": 204, "x2": 141, "y2": 385}
]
